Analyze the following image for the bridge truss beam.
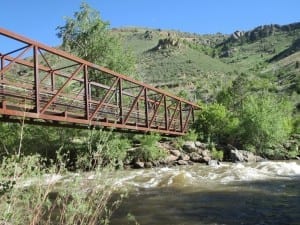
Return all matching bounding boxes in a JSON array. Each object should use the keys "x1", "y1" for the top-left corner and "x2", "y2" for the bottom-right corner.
[{"x1": 0, "y1": 28, "x2": 200, "y2": 136}]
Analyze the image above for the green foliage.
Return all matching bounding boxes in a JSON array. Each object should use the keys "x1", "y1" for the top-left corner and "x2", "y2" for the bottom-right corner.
[
  {"x1": 0, "y1": 123, "x2": 20, "y2": 157},
  {"x1": 0, "y1": 122, "x2": 133, "y2": 171},
  {"x1": 75, "y1": 129, "x2": 131, "y2": 169},
  {"x1": 177, "y1": 89, "x2": 190, "y2": 99},
  {"x1": 98, "y1": 135, "x2": 131, "y2": 168},
  {"x1": 211, "y1": 147, "x2": 224, "y2": 161},
  {"x1": 286, "y1": 141, "x2": 299, "y2": 159},
  {"x1": 293, "y1": 114, "x2": 300, "y2": 134},
  {"x1": 239, "y1": 93, "x2": 293, "y2": 155},
  {"x1": 173, "y1": 137, "x2": 185, "y2": 149},
  {"x1": 196, "y1": 88, "x2": 293, "y2": 158},
  {"x1": 183, "y1": 129, "x2": 198, "y2": 142},
  {"x1": 57, "y1": 2, "x2": 136, "y2": 77},
  {"x1": 217, "y1": 74, "x2": 276, "y2": 110},
  {"x1": 133, "y1": 133, "x2": 166, "y2": 162},
  {"x1": 194, "y1": 103, "x2": 239, "y2": 143},
  {"x1": 0, "y1": 154, "x2": 46, "y2": 180},
  {"x1": 0, "y1": 154, "x2": 50, "y2": 224}
]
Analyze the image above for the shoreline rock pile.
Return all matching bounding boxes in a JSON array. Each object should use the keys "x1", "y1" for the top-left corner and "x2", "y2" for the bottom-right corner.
[
  {"x1": 129, "y1": 141, "x2": 267, "y2": 169},
  {"x1": 131, "y1": 141, "x2": 219, "y2": 169}
]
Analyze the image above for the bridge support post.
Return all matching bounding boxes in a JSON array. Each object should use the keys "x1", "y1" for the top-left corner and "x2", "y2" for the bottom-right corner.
[
  {"x1": 84, "y1": 65, "x2": 90, "y2": 120},
  {"x1": 179, "y1": 101, "x2": 183, "y2": 132},
  {"x1": 50, "y1": 71, "x2": 55, "y2": 92},
  {"x1": 164, "y1": 96, "x2": 169, "y2": 130},
  {"x1": 33, "y1": 46, "x2": 40, "y2": 113},
  {"x1": 182, "y1": 106, "x2": 192, "y2": 132},
  {"x1": 144, "y1": 88, "x2": 149, "y2": 128},
  {"x1": 0, "y1": 54, "x2": 3, "y2": 102},
  {"x1": 118, "y1": 78, "x2": 123, "y2": 124}
]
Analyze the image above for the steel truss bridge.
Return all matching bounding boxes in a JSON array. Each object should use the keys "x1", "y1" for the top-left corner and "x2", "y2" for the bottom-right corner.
[{"x1": 0, "y1": 28, "x2": 199, "y2": 136}]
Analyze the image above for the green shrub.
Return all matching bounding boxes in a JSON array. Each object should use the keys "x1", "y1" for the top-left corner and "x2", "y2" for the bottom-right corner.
[
  {"x1": 133, "y1": 133, "x2": 166, "y2": 162},
  {"x1": 293, "y1": 114, "x2": 300, "y2": 134},
  {"x1": 287, "y1": 149, "x2": 299, "y2": 159},
  {"x1": 211, "y1": 147, "x2": 224, "y2": 161},
  {"x1": 194, "y1": 103, "x2": 239, "y2": 143},
  {"x1": 83, "y1": 129, "x2": 132, "y2": 168},
  {"x1": 173, "y1": 136, "x2": 185, "y2": 149},
  {"x1": 0, "y1": 123, "x2": 22, "y2": 158},
  {"x1": 239, "y1": 93, "x2": 293, "y2": 155},
  {"x1": 183, "y1": 129, "x2": 198, "y2": 142},
  {"x1": 100, "y1": 137, "x2": 131, "y2": 167}
]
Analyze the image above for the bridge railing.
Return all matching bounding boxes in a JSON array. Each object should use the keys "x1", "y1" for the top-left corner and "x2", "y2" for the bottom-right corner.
[{"x1": 0, "y1": 27, "x2": 200, "y2": 136}]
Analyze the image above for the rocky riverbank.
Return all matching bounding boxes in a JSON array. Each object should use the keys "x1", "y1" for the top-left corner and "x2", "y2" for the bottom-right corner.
[{"x1": 128, "y1": 140, "x2": 267, "y2": 169}]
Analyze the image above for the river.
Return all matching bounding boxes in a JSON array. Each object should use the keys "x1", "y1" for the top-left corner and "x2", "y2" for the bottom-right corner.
[{"x1": 108, "y1": 161, "x2": 300, "y2": 225}]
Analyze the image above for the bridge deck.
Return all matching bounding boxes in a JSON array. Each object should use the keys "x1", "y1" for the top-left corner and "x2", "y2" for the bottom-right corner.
[{"x1": 0, "y1": 28, "x2": 199, "y2": 136}]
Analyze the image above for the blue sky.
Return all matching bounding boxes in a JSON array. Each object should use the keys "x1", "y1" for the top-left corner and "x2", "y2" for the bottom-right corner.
[{"x1": 0, "y1": 0, "x2": 299, "y2": 47}]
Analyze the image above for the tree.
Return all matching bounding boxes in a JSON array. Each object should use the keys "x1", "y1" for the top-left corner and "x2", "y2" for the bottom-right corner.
[
  {"x1": 194, "y1": 103, "x2": 239, "y2": 144},
  {"x1": 57, "y1": 2, "x2": 136, "y2": 80},
  {"x1": 239, "y1": 92, "x2": 293, "y2": 155}
]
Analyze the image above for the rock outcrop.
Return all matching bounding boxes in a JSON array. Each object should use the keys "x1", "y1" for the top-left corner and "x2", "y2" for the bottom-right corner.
[
  {"x1": 151, "y1": 35, "x2": 180, "y2": 51},
  {"x1": 230, "y1": 149, "x2": 264, "y2": 163}
]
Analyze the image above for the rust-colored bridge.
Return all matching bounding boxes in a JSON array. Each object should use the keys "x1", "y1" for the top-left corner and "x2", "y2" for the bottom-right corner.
[{"x1": 0, "y1": 28, "x2": 199, "y2": 136}]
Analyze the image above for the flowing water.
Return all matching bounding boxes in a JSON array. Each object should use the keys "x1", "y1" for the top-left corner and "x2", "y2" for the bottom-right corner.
[{"x1": 108, "y1": 161, "x2": 300, "y2": 225}]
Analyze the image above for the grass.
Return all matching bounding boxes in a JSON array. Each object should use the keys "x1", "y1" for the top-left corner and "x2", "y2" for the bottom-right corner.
[
  {"x1": 117, "y1": 27, "x2": 234, "y2": 81},
  {"x1": 0, "y1": 153, "x2": 128, "y2": 225}
]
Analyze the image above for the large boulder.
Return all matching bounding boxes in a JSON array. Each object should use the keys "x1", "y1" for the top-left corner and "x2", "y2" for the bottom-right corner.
[
  {"x1": 182, "y1": 141, "x2": 197, "y2": 153},
  {"x1": 151, "y1": 36, "x2": 180, "y2": 51},
  {"x1": 230, "y1": 149, "x2": 262, "y2": 162},
  {"x1": 195, "y1": 141, "x2": 206, "y2": 149},
  {"x1": 179, "y1": 153, "x2": 190, "y2": 161},
  {"x1": 202, "y1": 156, "x2": 211, "y2": 164},
  {"x1": 170, "y1": 149, "x2": 181, "y2": 157},
  {"x1": 134, "y1": 161, "x2": 145, "y2": 168},
  {"x1": 231, "y1": 30, "x2": 245, "y2": 40},
  {"x1": 177, "y1": 160, "x2": 189, "y2": 166},
  {"x1": 200, "y1": 149, "x2": 211, "y2": 158},
  {"x1": 144, "y1": 162, "x2": 153, "y2": 168},
  {"x1": 151, "y1": 160, "x2": 160, "y2": 167},
  {"x1": 189, "y1": 152, "x2": 203, "y2": 162},
  {"x1": 165, "y1": 154, "x2": 179, "y2": 162}
]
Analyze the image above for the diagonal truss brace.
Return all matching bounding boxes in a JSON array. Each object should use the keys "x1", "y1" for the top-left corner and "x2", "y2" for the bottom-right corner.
[
  {"x1": 89, "y1": 77, "x2": 120, "y2": 121},
  {"x1": 40, "y1": 64, "x2": 83, "y2": 114}
]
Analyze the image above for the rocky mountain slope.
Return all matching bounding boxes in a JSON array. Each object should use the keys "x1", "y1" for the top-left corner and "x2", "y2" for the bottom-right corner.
[{"x1": 113, "y1": 23, "x2": 299, "y2": 107}]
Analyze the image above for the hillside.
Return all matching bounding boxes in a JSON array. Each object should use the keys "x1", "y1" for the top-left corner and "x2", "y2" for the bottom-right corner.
[
  {"x1": 112, "y1": 23, "x2": 299, "y2": 108},
  {"x1": 113, "y1": 27, "x2": 236, "y2": 102}
]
